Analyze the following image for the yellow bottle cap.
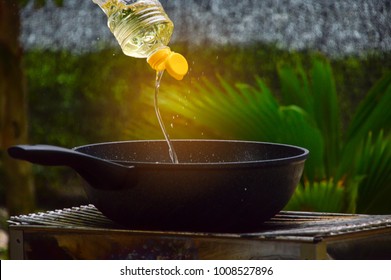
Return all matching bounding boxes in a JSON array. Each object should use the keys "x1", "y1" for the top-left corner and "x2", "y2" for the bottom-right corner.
[
  {"x1": 165, "y1": 52, "x2": 188, "y2": 80},
  {"x1": 147, "y1": 48, "x2": 188, "y2": 80}
]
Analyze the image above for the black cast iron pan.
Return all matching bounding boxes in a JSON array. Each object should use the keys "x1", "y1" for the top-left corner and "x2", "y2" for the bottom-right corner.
[{"x1": 8, "y1": 139, "x2": 309, "y2": 233}]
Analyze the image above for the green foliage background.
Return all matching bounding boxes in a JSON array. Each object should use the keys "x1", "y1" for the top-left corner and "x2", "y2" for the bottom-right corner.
[
  {"x1": 4, "y1": 43, "x2": 390, "y2": 211},
  {"x1": 25, "y1": 44, "x2": 391, "y2": 144}
]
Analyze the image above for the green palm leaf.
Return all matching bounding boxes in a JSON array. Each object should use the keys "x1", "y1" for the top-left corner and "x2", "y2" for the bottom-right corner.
[
  {"x1": 309, "y1": 60, "x2": 342, "y2": 177},
  {"x1": 355, "y1": 131, "x2": 391, "y2": 214},
  {"x1": 338, "y1": 71, "x2": 391, "y2": 180},
  {"x1": 276, "y1": 105, "x2": 324, "y2": 180},
  {"x1": 284, "y1": 180, "x2": 345, "y2": 213},
  {"x1": 346, "y1": 71, "x2": 391, "y2": 141},
  {"x1": 278, "y1": 64, "x2": 314, "y2": 117},
  {"x1": 278, "y1": 59, "x2": 342, "y2": 178}
]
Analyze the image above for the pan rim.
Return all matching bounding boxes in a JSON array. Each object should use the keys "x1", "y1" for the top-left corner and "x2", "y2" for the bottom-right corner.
[{"x1": 73, "y1": 139, "x2": 309, "y2": 168}]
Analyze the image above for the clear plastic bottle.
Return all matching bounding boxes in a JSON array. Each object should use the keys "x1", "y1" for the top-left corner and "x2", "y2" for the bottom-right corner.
[{"x1": 92, "y1": 0, "x2": 188, "y2": 80}]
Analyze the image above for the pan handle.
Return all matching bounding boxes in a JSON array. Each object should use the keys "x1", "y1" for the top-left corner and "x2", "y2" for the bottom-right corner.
[
  {"x1": 8, "y1": 144, "x2": 79, "y2": 166},
  {"x1": 8, "y1": 145, "x2": 112, "y2": 167},
  {"x1": 8, "y1": 145, "x2": 136, "y2": 190}
]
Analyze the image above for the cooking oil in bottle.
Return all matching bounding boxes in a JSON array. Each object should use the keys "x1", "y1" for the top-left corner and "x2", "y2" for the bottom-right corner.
[
  {"x1": 100, "y1": 0, "x2": 173, "y2": 58},
  {"x1": 93, "y1": 0, "x2": 188, "y2": 80},
  {"x1": 92, "y1": 0, "x2": 188, "y2": 163}
]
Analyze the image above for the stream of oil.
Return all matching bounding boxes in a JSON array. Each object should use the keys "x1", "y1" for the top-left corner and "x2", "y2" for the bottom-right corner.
[
  {"x1": 97, "y1": 0, "x2": 179, "y2": 163},
  {"x1": 154, "y1": 70, "x2": 179, "y2": 164}
]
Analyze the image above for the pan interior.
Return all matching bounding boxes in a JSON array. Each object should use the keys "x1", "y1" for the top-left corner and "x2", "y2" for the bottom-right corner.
[{"x1": 75, "y1": 140, "x2": 308, "y2": 165}]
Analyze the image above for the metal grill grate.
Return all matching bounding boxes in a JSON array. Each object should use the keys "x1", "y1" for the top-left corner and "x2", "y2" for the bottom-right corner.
[
  {"x1": 8, "y1": 205, "x2": 391, "y2": 239},
  {"x1": 8, "y1": 205, "x2": 391, "y2": 259},
  {"x1": 8, "y1": 205, "x2": 123, "y2": 229}
]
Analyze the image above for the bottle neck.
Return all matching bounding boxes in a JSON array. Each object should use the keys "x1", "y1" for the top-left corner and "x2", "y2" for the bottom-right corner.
[{"x1": 147, "y1": 47, "x2": 171, "y2": 71}]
